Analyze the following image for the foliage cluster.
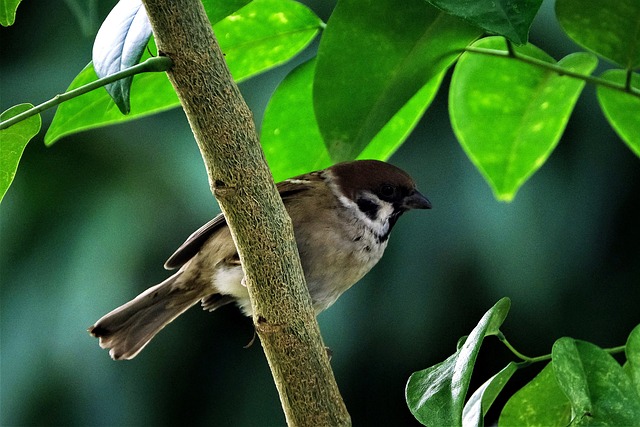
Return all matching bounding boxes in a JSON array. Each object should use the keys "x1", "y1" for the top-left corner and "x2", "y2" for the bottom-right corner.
[
  {"x1": 1, "y1": 0, "x2": 638, "y2": 204},
  {"x1": 1, "y1": 0, "x2": 638, "y2": 424},
  {"x1": 407, "y1": 298, "x2": 640, "y2": 426}
]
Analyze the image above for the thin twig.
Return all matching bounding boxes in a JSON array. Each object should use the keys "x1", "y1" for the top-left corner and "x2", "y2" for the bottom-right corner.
[
  {"x1": 497, "y1": 331, "x2": 627, "y2": 364},
  {"x1": 464, "y1": 45, "x2": 640, "y2": 99},
  {"x1": 0, "y1": 56, "x2": 173, "y2": 130},
  {"x1": 497, "y1": 332, "x2": 552, "y2": 364}
]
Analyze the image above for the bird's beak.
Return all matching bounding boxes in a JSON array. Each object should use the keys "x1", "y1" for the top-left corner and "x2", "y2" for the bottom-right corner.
[{"x1": 403, "y1": 190, "x2": 432, "y2": 210}]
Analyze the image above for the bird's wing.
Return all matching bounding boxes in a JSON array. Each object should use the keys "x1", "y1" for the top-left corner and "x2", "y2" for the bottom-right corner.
[
  {"x1": 276, "y1": 176, "x2": 317, "y2": 200},
  {"x1": 163, "y1": 175, "x2": 319, "y2": 270},
  {"x1": 163, "y1": 213, "x2": 227, "y2": 270}
]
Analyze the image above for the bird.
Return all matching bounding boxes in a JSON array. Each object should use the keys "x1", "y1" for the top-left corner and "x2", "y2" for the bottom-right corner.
[{"x1": 89, "y1": 160, "x2": 431, "y2": 360}]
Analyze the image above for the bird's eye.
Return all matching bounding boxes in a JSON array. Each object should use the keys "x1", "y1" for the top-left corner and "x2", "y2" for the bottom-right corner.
[{"x1": 379, "y1": 184, "x2": 396, "y2": 198}]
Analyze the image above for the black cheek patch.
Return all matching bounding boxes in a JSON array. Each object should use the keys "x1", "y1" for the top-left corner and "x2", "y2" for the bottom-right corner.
[{"x1": 356, "y1": 197, "x2": 379, "y2": 220}]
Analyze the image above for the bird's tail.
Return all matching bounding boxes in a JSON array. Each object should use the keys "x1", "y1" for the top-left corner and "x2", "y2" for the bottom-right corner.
[{"x1": 89, "y1": 272, "x2": 202, "y2": 360}]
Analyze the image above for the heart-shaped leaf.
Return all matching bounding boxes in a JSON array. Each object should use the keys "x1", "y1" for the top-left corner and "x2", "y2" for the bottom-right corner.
[
  {"x1": 314, "y1": 0, "x2": 481, "y2": 162},
  {"x1": 93, "y1": 0, "x2": 153, "y2": 114},
  {"x1": 450, "y1": 37, "x2": 598, "y2": 201},
  {"x1": 0, "y1": 104, "x2": 41, "y2": 203},
  {"x1": 499, "y1": 362, "x2": 572, "y2": 426},
  {"x1": 556, "y1": 0, "x2": 640, "y2": 69},
  {"x1": 552, "y1": 338, "x2": 640, "y2": 425},
  {"x1": 625, "y1": 324, "x2": 640, "y2": 397},
  {"x1": 425, "y1": 0, "x2": 543, "y2": 45},
  {"x1": 596, "y1": 70, "x2": 640, "y2": 158},
  {"x1": 462, "y1": 362, "x2": 518, "y2": 427},
  {"x1": 406, "y1": 298, "x2": 511, "y2": 426},
  {"x1": 0, "y1": 0, "x2": 22, "y2": 26}
]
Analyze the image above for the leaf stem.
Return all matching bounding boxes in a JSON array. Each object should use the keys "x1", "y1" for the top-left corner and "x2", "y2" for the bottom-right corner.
[
  {"x1": 0, "y1": 56, "x2": 173, "y2": 131},
  {"x1": 497, "y1": 332, "x2": 551, "y2": 364},
  {"x1": 505, "y1": 39, "x2": 516, "y2": 58},
  {"x1": 464, "y1": 45, "x2": 640, "y2": 99},
  {"x1": 498, "y1": 332, "x2": 627, "y2": 364},
  {"x1": 603, "y1": 344, "x2": 626, "y2": 355}
]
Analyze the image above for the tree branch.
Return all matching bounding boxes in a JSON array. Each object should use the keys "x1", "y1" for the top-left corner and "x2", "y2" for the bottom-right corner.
[{"x1": 138, "y1": 0, "x2": 350, "y2": 425}]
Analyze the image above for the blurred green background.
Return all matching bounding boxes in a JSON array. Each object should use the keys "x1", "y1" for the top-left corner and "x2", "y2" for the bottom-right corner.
[{"x1": 1, "y1": 1, "x2": 638, "y2": 425}]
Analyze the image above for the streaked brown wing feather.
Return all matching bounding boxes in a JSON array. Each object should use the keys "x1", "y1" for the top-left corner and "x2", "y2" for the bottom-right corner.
[
  {"x1": 164, "y1": 175, "x2": 319, "y2": 270},
  {"x1": 277, "y1": 180, "x2": 313, "y2": 199},
  {"x1": 163, "y1": 213, "x2": 226, "y2": 270}
]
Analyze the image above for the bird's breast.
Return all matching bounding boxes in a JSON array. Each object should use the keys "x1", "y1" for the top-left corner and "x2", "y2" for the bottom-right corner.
[{"x1": 294, "y1": 214, "x2": 389, "y2": 313}]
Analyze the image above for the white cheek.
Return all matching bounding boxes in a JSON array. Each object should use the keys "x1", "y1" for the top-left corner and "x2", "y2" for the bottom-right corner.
[
  {"x1": 375, "y1": 203, "x2": 394, "y2": 231},
  {"x1": 338, "y1": 193, "x2": 392, "y2": 236}
]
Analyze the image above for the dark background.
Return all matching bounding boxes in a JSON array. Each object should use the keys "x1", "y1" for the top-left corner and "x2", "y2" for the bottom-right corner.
[{"x1": 1, "y1": 1, "x2": 638, "y2": 425}]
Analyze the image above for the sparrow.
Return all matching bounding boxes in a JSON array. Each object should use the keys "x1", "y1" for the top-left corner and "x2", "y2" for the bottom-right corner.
[{"x1": 89, "y1": 160, "x2": 431, "y2": 360}]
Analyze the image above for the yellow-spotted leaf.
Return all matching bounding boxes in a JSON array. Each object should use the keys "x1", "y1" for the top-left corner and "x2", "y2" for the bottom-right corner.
[
  {"x1": 596, "y1": 70, "x2": 640, "y2": 158},
  {"x1": 499, "y1": 363, "x2": 572, "y2": 426},
  {"x1": 214, "y1": 0, "x2": 321, "y2": 82},
  {"x1": 450, "y1": 37, "x2": 598, "y2": 201}
]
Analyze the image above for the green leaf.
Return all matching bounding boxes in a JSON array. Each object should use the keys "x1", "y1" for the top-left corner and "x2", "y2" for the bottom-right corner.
[
  {"x1": 0, "y1": 0, "x2": 21, "y2": 26},
  {"x1": 406, "y1": 298, "x2": 511, "y2": 426},
  {"x1": 261, "y1": 59, "x2": 332, "y2": 182},
  {"x1": 425, "y1": 0, "x2": 543, "y2": 45},
  {"x1": 552, "y1": 338, "x2": 640, "y2": 425},
  {"x1": 357, "y1": 69, "x2": 446, "y2": 161},
  {"x1": 314, "y1": 0, "x2": 481, "y2": 162},
  {"x1": 556, "y1": 0, "x2": 640, "y2": 69},
  {"x1": 450, "y1": 37, "x2": 598, "y2": 201},
  {"x1": 261, "y1": 58, "x2": 445, "y2": 181},
  {"x1": 214, "y1": 0, "x2": 322, "y2": 81},
  {"x1": 552, "y1": 339, "x2": 593, "y2": 417},
  {"x1": 596, "y1": 70, "x2": 640, "y2": 158},
  {"x1": 45, "y1": 0, "x2": 322, "y2": 145},
  {"x1": 44, "y1": 59, "x2": 178, "y2": 145},
  {"x1": 0, "y1": 104, "x2": 42, "y2": 203},
  {"x1": 92, "y1": 0, "x2": 152, "y2": 114},
  {"x1": 201, "y1": 0, "x2": 251, "y2": 25},
  {"x1": 462, "y1": 362, "x2": 518, "y2": 427},
  {"x1": 625, "y1": 325, "x2": 640, "y2": 396},
  {"x1": 625, "y1": 324, "x2": 640, "y2": 398},
  {"x1": 499, "y1": 363, "x2": 572, "y2": 426}
]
